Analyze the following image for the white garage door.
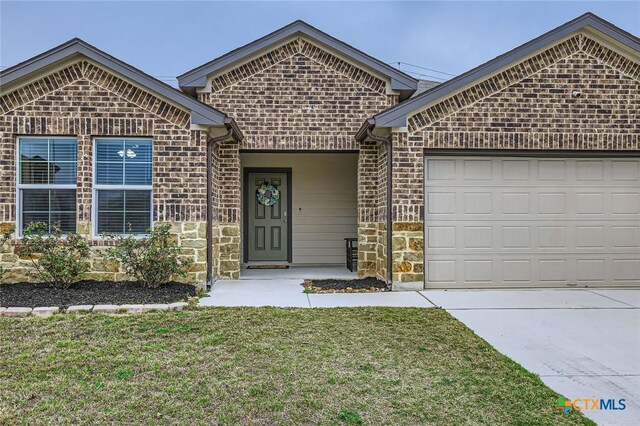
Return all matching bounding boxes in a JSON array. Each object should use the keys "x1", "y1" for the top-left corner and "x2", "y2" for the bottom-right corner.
[{"x1": 424, "y1": 157, "x2": 640, "y2": 288}]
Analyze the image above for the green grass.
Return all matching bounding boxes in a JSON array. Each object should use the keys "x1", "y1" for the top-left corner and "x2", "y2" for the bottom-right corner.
[{"x1": 0, "y1": 308, "x2": 592, "y2": 425}]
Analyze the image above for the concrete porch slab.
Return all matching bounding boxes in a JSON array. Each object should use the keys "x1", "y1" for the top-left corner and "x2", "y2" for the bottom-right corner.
[
  {"x1": 421, "y1": 289, "x2": 633, "y2": 309},
  {"x1": 240, "y1": 265, "x2": 356, "y2": 280},
  {"x1": 589, "y1": 290, "x2": 640, "y2": 308},
  {"x1": 199, "y1": 279, "x2": 310, "y2": 308},
  {"x1": 308, "y1": 292, "x2": 434, "y2": 308}
]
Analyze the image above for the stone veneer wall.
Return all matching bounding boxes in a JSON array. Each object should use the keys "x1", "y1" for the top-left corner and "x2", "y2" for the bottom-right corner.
[
  {"x1": 0, "y1": 61, "x2": 211, "y2": 286},
  {"x1": 0, "y1": 221, "x2": 208, "y2": 286},
  {"x1": 389, "y1": 34, "x2": 639, "y2": 289}
]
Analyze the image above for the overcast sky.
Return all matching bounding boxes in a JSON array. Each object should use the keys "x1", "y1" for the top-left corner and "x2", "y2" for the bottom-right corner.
[{"x1": 1, "y1": 1, "x2": 638, "y2": 85}]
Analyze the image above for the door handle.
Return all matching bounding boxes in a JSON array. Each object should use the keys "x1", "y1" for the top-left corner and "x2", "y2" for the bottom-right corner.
[{"x1": 284, "y1": 211, "x2": 287, "y2": 223}]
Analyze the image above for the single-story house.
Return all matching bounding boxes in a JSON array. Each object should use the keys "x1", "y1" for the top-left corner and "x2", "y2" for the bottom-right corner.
[{"x1": 0, "y1": 12, "x2": 638, "y2": 290}]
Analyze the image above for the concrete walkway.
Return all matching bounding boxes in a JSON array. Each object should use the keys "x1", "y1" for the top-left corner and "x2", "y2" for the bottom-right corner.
[
  {"x1": 423, "y1": 289, "x2": 640, "y2": 426},
  {"x1": 198, "y1": 279, "x2": 433, "y2": 308}
]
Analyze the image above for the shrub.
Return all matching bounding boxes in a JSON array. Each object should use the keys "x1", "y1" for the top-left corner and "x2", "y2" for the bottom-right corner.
[
  {"x1": 20, "y1": 222, "x2": 90, "y2": 288},
  {"x1": 0, "y1": 223, "x2": 15, "y2": 281},
  {"x1": 103, "y1": 223, "x2": 191, "y2": 288}
]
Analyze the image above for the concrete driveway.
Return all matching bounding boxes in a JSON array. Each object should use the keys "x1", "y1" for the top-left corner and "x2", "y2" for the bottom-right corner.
[{"x1": 423, "y1": 289, "x2": 640, "y2": 426}]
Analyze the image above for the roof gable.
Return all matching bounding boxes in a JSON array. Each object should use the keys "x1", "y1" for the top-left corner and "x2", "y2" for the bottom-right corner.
[
  {"x1": 0, "y1": 38, "x2": 231, "y2": 127},
  {"x1": 369, "y1": 12, "x2": 640, "y2": 129},
  {"x1": 177, "y1": 20, "x2": 418, "y2": 99}
]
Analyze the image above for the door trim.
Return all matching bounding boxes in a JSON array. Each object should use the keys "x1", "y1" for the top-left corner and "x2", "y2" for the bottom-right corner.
[{"x1": 243, "y1": 167, "x2": 293, "y2": 263}]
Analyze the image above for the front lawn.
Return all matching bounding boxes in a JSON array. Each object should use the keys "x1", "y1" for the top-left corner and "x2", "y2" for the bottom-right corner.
[{"x1": 0, "y1": 308, "x2": 592, "y2": 425}]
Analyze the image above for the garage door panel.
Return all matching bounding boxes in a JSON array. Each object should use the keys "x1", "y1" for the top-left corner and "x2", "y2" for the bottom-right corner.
[
  {"x1": 576, "y1": 259, "x2": 607, "y2": 283},
  {"x1": 612, "y1": 193, "x2": 639, "y2": 214},
  {"x1": 613, "y1": 260, "x2": 640, "y2": 281},
  {"x1": 576, "y1": 160, "x2": 605, "y2": 181},
  {"x1": 611, "y1": 226, "x2": 640, "y2": 248},
  {"x1": 538, "y1": 192, "x2": 568, "y2": 214},
  {"x1": 539, "y1": 259, "x2": 569, "y2": 282},
  {"x1": 425, "y1": 157, "x2": 640, "y2": 288},
  {"x1": 464, "y1": 226, "x2": 493, "y2": 248},
  {"x1": 502, "y1": 226, "x2": 531, "y2": 249},
  {"x1": 427, "y1": 192, "x2": 456, "y2": 214},
  {"x1": 502, "y1": 192, "x2": 530, "y2": 214},
  {"x1": 464, "y1": 159, "x2": 493, "y2": 180},
  {"x1": 612, "y1": 161, "x2": 640, "y2": 181},
  {"x1": 463, "y1": 192, "x2": 493, "y2": 214},
  {"x1": 426, "y1": 226, "x2": 456, "y2": 248},
  {"x1": 502, "y1": 160, "x2": 530, "y2": 180},
  {"x1": 538, "y1": 160, "x2": 567, "y2": 180}
]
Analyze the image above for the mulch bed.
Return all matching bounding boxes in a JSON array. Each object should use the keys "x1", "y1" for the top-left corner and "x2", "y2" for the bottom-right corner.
[
  {"x1": 0, "y1": 280, "x2": 196, "y2": 308},
  {"x1": 303, "y1": 277, "x2": 389, "y2": 293}
]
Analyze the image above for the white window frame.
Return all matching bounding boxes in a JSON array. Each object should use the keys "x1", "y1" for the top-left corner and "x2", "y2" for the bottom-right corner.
[
  {"x1": 15, "y1": 136, "x2": 78, "y2": 238},
  {"x1": 91, "y1": 137, "x2": 153, "y2": 238}
]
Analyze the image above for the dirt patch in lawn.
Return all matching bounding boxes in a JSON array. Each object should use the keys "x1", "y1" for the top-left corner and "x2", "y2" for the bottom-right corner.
[
  {"x1": 303, "y1": 277, "x2": 389, "y2": 293},
  {"x1": 0, "y1": 281, "x2": 196, "y2": 308}
]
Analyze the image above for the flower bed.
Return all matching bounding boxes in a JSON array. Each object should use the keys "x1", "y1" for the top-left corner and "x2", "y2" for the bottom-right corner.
[
  {"x1": 0, "y1": 280, "x2": 196, "y2": 309},
  {"x1": 303, "y1": 277, "x2": 388, "y2": 293}
]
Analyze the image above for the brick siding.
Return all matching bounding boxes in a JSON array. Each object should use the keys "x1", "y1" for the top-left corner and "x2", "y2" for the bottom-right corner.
[
  {"x1": 0, "y1": 61, "x2": 209, "y2": 284},
  {"x1": 201, "y1": 37, "x2": 396, "y2": 151},
  {"x1": 389, "y1": 34, "x2": 640, "y2": 286}
]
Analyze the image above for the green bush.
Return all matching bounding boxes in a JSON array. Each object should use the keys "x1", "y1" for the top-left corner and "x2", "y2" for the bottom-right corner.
[
  {"x1": 103, "y1": 223, "x2": 191, "y2": 288},
  {"x1": 0, "y1": 223, "x2": 15, "y2": 281},
  {"x1": 20, "y1": 222, "x2": 90, "y2": 288}
]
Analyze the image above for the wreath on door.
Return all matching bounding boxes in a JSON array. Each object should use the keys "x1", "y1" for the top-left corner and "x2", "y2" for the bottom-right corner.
[{"x1": 256, "y1": 183, "x2": 280, "y2": 206}]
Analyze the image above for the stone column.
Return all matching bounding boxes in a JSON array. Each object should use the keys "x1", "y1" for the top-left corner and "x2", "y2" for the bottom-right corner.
[
  {"x1": 215, "y1": 140, "x2": 241, "y2": 279},
  {"x1": 357, "y1": 140, "x2": 379, "y2": 277},
  {"x1": 390, "y1": 132, "x2": 424, "y2": 290}
]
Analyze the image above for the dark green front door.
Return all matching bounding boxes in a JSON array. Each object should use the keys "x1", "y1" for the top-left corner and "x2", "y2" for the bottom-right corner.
[{"x1": 247, "y1": 172, "x2": 288, "y2": 261}]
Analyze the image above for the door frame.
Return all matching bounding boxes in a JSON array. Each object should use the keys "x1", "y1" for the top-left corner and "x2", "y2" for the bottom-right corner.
[{"x1": 243, "y1": 167, "x2": 293, "y2": 263}]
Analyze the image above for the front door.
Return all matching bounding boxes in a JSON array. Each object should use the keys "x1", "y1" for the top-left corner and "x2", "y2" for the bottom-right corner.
[{"x1": 246, "y1": 171, "x2": 289, "y2": 261}]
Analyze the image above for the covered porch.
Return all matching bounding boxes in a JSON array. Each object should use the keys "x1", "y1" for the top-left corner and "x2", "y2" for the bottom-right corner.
[
  {"x1": 211, "y1": 140, "x2": 389, "y2": 285},
  {"x1": 240, "y1": 152, "x2": 358, "y2": 272}
]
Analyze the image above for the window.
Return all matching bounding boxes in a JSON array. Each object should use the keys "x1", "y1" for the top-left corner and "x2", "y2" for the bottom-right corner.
[
  {"x1": 94, "y1": 138, "x2": 152, "y2": 235},
  {"x1": 17, "y1": 137, "x2": 77, "y2": 235}
]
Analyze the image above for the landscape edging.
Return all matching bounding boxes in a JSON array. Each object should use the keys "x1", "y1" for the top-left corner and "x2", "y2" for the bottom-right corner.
[{"x1": 0, "y1": 302, "x2": 189, "y2": 318}]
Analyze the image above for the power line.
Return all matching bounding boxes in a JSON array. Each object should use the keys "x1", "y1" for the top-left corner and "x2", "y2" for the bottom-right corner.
[
  {"x1": 401, "y1": 70, "x2": 446, "y2": 82},
  {"x1": 391, "y1": 61, "x2": 456, "y2": 77}
]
